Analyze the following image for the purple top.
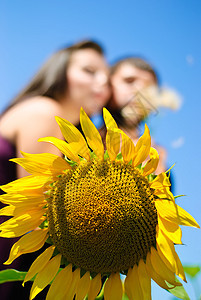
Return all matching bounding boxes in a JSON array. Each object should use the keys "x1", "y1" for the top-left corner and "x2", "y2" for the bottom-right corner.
[
  {"x1": 0, "y1": 135, "x2": 19, "y2": 297},
  {"x1": 0, "y1": 134, "x2": 16, "y2": 186},
  {"x1": 0, "y1": 134, "x2": 47, "y2": 299}
]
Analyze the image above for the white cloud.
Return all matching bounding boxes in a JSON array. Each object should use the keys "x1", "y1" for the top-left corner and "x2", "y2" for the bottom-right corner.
[
  {"x1": 171, "y1": 137, "x2": 185, "y2": 149},
  {"x1": 186, "y1": 55, "x2": 194, "y2": 65}
]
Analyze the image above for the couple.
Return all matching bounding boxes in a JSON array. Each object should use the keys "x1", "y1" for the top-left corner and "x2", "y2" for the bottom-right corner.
[{"x1": 0, "y1": 39, "x2": 164, "y2": 182}]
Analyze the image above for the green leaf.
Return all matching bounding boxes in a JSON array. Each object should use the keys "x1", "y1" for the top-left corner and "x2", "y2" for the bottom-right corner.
[
  {"x1": 122, "y1": 294, "x2": 129, "y2": 300},
  {"x1": 0, "y1": 268, "x2": 64, "y2": 285},
  {"x1": 0, "y1": 269, "x2": 27, "y2": 284},
  {"x1": 183, "y1": 265, "x2": 201, "y2": 278}
]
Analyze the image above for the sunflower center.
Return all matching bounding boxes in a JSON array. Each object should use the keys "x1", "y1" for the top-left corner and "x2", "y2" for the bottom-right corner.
[{"x1": 47, "y1": 159, "x2": 158, "y2": 274}]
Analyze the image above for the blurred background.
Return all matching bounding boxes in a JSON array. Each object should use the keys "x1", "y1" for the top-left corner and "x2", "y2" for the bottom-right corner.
[{"x1": 0, "y1": 1, "x2": 200, "y2": 299}]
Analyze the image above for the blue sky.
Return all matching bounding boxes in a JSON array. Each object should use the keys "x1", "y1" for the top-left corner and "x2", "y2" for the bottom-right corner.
[{"x1": 1, "y1": 1, "x2": 201, "y2": 299}]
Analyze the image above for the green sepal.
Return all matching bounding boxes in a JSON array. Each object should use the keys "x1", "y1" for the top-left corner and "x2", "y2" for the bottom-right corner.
[
  {"x1": 39, "y1": 219, "x2": 49, "y2": 229},
  {"x1": 122, "y1": 294, "x2": 129, "y2": 300},
  {"x1": 95, "y1": 281, "x2": 105, "y2": 299},
  {"x1": 104, "y1": 150, "x2": 109, "y2": 160},
  {"x1": 85, "y1": 279, "x2": 105, "y2": 299},
  {"x1": 167, "y1": 277, "x2": 190, "y2": 299},
  {"x1": 64, "y1": 156, "x2": 77, "y2": 167},
  {"x1": 90, "y1": 152, "x2": 97, "y2": 160},
  {"x1": 165, "y1": 163, "x2": 175, "y2": 174},
  {"x1": 174, "y1": 195, "x2": 186, "y2": 199},
  {"x1": 116, "y1": 153, "x2": 123, "y2": 160},
  {"x1": 44, "y1": 235, "x2": 53, "y2": 245},
  {"x1": 128, "y1": 159, "x2": 132, "y2": 165},
  {"x1": 60, "y1": 256, "x2": 69, "y2": 267},
  {"x1": 136, "y1": 163, "x2": 142, "y2": 169},
  {"x1": 147, "y1": 173, "x2": 157, "y2": 182}
]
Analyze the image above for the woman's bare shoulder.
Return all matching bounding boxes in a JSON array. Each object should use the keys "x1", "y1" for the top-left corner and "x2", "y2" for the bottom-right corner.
[
  {"x1": 15, "y1": 96, "x2": 62, "y2": 115},
  {"x1": 0, "y1": 97, "x2": 63, "y2": 141}
]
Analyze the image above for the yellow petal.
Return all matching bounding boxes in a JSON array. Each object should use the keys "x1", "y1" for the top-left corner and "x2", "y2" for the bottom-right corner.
[
  {"x1": 124, "y1": 270, "x2": 133, "y2": 300},
  {"x1": 154, "y1": 186, "x2": 175, "y2": 202},
  {"x1": 106, "y1": 130, "x2": 120, "y2": 161},
  {"x1": 11, "y1": 152, "x2": 69, "y2": 177},
  {"x1": 103, "y1": 109, "x2": 120, "y2": 161},
  {"x1": 21, "y1": 153, "x2": 67, "y2": 172},
  {"x1": 174, "y1": 251, "x2": 187, "y2": 282},
  {"x1": 2, "y1": 192, "x2": 45, "y2": 205},
  {"x1": 145, "y1": 252, "x2": 170, "y2": 290},
  {"x1": 150, "y1": 172, "x2": 171, "y2": 189},
  {"x1": 13, "y1": 204, "x2": 45, "y2": 218},
  {"x1": 55, "y1": 116, "x2": 90, "y2": 161},
  {"x1": 4, "y1": 228, "x2": 48, "y2": 265},
  {"x1": 124, "y1": 266, "x2": 143, "y2": 300},
  {"x1": 121, "y1": 132, "x2": 135, "y2": 163},
  {"x1": 80, "y1": 108, "x2": 104, "y2": 160},
  {"x1": 158, "y1": 215, "x2": 182, "y2": 244},
  {"x1": 133, "y1": 124, "x2": 151, "y2": 167},
  {"x1": 0, "y1": 175, "x2": 49, "y2": 195},
  {"x1": 38, "y1": 137, "x2": 80, "y2": 163},
  {"x1": 156, "y1": 227, "x2": 186, "y2": 282},
  {"x1": 103, "y1": 108, "x2": 118, "y2": 129},
  {"x1": 65, "y1": 268, "x2": 80, "y2": 299},
  {"x1": 0, "y1": 193, "x2": 45, "y2": 207},
  {"x1": 88, "y1": 273, "x2": 102, "y2": 300},
  {"x1": 138, "y1": 259, "x2": 151, "y2": 300},
  {"x1": 156, "y1": 227, "x2": 178, "y2": 271},
  {"x1": 65, "y1": 141, "x2": 90, "y2": 161},
  {"x1": 0, "y1": 201, "x2": 45, "y2": 218},
  {"x1": 143, "y1": 147, "x2": 159, "y2": 176},
  {"x1": 0, "y1": 209, "x2": 46, "y2": 238},
  {"x1": 0, "y1": 205, "x2": 15, "y2": 216},
  {"x1": 76, "y1": 271, "x2": 91, "y2": 300},
  {"x1": 30, "y1": 254, "x2": 61, "y2": 300},
  {"x1": 150, "y1": 247, "x2": 181, "y2": 286},
  {"x1": 23, "y1": 245, "x2": 55, "y2": 285},
  {"x1": 0, "y1": 195, "x2": 46, "y2": 219},
  {"x1": 155, "y1": 200, "x2": 200, "y2": 228},
  {"x1": 104, "y1": 273, "x2": 123, "y2": 300},
  {"x1": 109, "y1": 128, "x2": 135, "y2": 163},
  {"x1": 46, "y1": 264, "x2": 73, "y2": 300},
  {"x1": 157, "y1": 242, "x2": 186, "y2": 283}
]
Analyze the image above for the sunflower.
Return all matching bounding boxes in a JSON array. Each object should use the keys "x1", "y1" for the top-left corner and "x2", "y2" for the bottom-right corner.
[{"x1": 0, "y1": 108, "x2": 199, "y2": 300}]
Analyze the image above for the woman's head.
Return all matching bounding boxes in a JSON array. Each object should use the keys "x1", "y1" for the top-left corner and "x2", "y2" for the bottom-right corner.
[
  {"x1": 7, "y1": 40, "x2": 111, "y2": 115},
  {"x1": 65, "y1": 42, "x2": 111, "y2": 115},
  {"x1": 110, "y1": 57, "x2": 158, "y2": 109}
]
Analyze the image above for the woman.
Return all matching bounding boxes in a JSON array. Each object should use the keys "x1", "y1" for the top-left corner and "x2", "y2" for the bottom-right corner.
[
  {"x1": 0, "y1": 40, "x2": 111, "y2": 179},
  {"x1": 0, "y1": 40, "x2": 111, "y2": 299},
  {"x1": 108, "y1": 57, "x2": 167, "y2": 174}
]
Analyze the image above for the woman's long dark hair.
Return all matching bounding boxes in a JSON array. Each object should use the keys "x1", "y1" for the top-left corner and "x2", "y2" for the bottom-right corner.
[{"x1": 3, "y1": 40, "x2": 104, "y2": 114}]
